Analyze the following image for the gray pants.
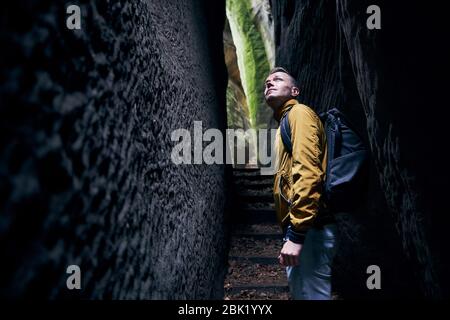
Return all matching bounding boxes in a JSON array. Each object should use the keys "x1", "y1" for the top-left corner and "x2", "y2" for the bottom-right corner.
[{"x1": 285, "y1": 224, "x2": 338, "y2": 300}]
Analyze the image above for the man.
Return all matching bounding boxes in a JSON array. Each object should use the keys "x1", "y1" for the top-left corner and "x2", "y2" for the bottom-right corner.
[{"x1": 264, "y1": 67, "x2": 338, "y2": 300}]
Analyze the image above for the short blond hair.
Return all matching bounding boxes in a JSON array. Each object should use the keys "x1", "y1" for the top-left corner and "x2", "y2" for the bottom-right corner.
[{"x1": 268, "y1": 67, "x2": 298, "y2": 87}]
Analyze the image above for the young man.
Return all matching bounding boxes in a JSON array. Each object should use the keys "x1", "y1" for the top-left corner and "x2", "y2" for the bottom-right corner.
[{"x1": 264, "y1": 67, "x2": 338, "y2": 300}]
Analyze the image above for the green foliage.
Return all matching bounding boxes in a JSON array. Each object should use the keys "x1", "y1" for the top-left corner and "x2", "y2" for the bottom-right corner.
[{"x1": 226, "y1": 0, "x2": 270, "y2": 129}]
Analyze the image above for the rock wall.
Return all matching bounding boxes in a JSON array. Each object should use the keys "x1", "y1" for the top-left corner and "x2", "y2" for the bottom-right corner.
[
  {"x1": 224, "y1": 20, "x2": 251, "y2": 130},
  {"x1": 272, "y1": 0, "x2": 450, "y2": 298},
  {"x1": 0, "y1": 0, "x2": 229, "y2": 299}
]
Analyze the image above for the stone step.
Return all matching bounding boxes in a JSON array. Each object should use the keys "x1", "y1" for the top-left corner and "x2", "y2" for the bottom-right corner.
[
  {"x1": 228, "y1": 256, "x2": 279, "y2": 265},
  {"x1": 232, "y1": 167, "x2": 260, "y2": 172},
  {"x1": 233, "y1": 170, "x2": 273, "y2": 180},
  {"x1": 234, "y1": 180, "x2": 273, "y2": 189},
  {"x1": 242, "y1": 203, "x2": 275, "y2": 210},
  {"x1": 239, "y1": 193, "x2": 273, "y2": 203},
  {"x1": 225, "y1": 284, "x2": 289, "y2": 295},
  {"x1": 232, "y1": 223, "x2": 281, "y2": 235},
  {"x1": 225, "y1": 260, "x2": 286, "y2": 286},
  {"x1": 237, "y1": 208, "x2": 277, "y2": 223},
  {"x1": 233, "y1": 176, "x2": 273, "y2": 183},
  {"x1": 229, "y1": 237, "x2": 282, "y2": 258},
  {"x1": 239, "y1": 186, "x2": 272, "y2": 192},
  {"x1": 224, "y1": 289, "x2": 289, "y2": 300},
  {"x1": 232, "y1": 224, "x2": 282, "y2": 240},
  {"x1": 233, "y1": 233, "x2": 281, "y2": 240},
  {"x1": 237, "y1": 190, "x2": 273, "y2": 201}
]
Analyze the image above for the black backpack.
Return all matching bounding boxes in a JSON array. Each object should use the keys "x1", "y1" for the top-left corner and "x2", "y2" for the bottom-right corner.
[{"x1": 280, "y1": 107, "x2": 368, "y2": 212}]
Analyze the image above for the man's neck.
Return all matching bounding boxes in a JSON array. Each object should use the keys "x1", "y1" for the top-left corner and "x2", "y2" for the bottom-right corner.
[{"x1": 273, "y1": 98, "x2": 299, "y2": 122}]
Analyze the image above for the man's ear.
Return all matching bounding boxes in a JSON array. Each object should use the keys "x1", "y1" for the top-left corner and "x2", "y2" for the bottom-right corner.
[{"x1": 291, "y1": 86, "x2": 300, "y2": 97}]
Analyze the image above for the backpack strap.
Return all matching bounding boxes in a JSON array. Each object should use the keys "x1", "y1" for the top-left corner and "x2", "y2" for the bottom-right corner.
[
  {"x1": 322, "y1": 110, "x2": 342, "y2": 195},
  {"x1": 280, "y1": 110, "x2": 292, "y2": 154},
  {"x1": 326, "y1": 110, "x2": 342, "y2": 160}
]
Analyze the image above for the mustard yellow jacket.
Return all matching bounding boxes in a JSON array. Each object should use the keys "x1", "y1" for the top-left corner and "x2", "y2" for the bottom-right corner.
[{"x1": 273, "y1": 99, "x2": 327, "y2": 243}]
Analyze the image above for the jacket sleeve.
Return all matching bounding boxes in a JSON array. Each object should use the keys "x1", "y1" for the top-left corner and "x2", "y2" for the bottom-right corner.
[{"x1": 285, "y1": 105, "x2": 325, "y2": 244}]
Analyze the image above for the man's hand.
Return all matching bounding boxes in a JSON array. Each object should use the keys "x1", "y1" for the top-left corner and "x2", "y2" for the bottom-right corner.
[{"x1": 278, "y1": 240, "x2": 303, "y2": 266}]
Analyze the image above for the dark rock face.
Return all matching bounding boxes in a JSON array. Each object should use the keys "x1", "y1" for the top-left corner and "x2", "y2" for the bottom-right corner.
[
  {"x1": 0, "y1": 0, "x2": 229, "y2": 299},
  {"x1": 272, "y1": 0, "x2": 450, "y2": 298}
]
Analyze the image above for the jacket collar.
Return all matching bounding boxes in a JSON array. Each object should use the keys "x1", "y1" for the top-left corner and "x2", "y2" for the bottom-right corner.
[{"x1": 274, "y1": 98, "x2": 299, "y2": 122}]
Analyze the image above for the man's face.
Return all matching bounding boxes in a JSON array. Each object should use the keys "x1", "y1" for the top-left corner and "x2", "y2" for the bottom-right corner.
[{"x1": 264, "y1": 72, "x2": 299, "y2": 109}]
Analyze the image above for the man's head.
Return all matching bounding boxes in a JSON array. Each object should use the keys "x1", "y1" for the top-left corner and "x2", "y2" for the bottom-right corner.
[{"x1": 264, "y1": 67, "x2": 299, "y2": 110}]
